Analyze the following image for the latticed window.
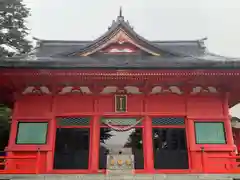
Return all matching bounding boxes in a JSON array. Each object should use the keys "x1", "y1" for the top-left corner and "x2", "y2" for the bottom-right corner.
[
  {"x1": 56, "y1": 117, "x2": 90, "y2": 126},
  {"x1": 195, "y1": 122, "x2": 226, "y2": 144},
  {"x1": 152, "y1": 117, "x2": 185, "y2": 126},
  {"x1": 16, "y1": 122, "x2": 48, "y2": 144}
]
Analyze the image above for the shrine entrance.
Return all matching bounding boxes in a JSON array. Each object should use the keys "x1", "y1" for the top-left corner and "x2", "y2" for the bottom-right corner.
[
  {"x1": 52, "y1": 116, "x2": 189, "y2": 171},
  {"x1": 53, "y1": 117, "x2": 91, "y2": 170},
  {"x1": 99, "y1": 117, "x2": 144, "y2": 170},
  {"x1": 152, "y1": 117, "x2": 189, "y2": 169}
]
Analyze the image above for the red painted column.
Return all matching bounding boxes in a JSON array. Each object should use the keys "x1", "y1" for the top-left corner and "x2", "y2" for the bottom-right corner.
[
  {"x1": 46, "y1": 95, "x2": 56, "y2": 172},
  {"x1": 90, "y1": 115, "x2": 100, "y2": 172},
  {"x1": 8, "y1": 101, "x2": 18, "y2": 148},
  {"x1": 143, "y1": 115, "x2": 154, "y2": 173},
  {"x1": 223, "y1": 92, "x2": 234, "y2": 146},
  {"x1": 90, "y1": 95, "x2": 100, "y2": 173}
]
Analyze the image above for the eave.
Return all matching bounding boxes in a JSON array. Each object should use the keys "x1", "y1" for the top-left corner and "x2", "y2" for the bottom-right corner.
[
  {"x1": 0, "y1": 68, "x2": 240, "y2": 107},
  {"x1": 1, "y1": 58, "x2": 240, "y2": 70}
]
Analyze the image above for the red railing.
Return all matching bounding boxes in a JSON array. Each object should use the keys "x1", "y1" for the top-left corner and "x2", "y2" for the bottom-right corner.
[
  {"x1": 201, "y1": 148, "x2": 240, "y2": 173},
  {"x1": 0, "y1": 148, "x2": 239, "y2": 174},
  {"x1": 0, "y1": 150, "x2": 40, "y2": 174}
]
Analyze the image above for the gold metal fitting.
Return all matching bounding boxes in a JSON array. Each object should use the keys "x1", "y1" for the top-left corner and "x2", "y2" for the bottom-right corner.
[
  {"x1": 125, "y1": 159, "x2": 132, "y2": 165},
  {"x1": 110, "y1": 159, "x2": 115, "y2": 165},
  {"x1": 117, "y1": 159, "x2": 123, "y2": 165}
]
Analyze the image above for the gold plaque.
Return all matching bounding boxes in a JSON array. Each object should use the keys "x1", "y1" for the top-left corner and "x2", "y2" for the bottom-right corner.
[{"x1": 115, "y1": 95, "x2": 127, "y2": 112}]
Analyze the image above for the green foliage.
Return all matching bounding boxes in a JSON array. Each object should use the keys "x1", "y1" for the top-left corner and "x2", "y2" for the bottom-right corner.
[
  {"x1": 0, "y1": 0, "x2": 32, "y2": 58},
  {"x1": 0, "y1": 104, "x2": 11, "y2": 123},
  {"x1": 124, "y1": 130, "x2": 142, "y2": 149},
  {"x1": 100, "y1": 128, "x2": 113, "y2": 143},
  {"x1": 0, "y1": 104, "x2": 11, "y2": 150}
]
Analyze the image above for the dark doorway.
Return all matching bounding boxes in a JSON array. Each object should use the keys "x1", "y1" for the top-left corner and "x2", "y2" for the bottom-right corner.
[
  {"x1": 99, "y1": 128, "x2": 144, "y2": 169},
  {"x1": 0, "y1": 104, "x2": 11, "y2": 170},
  {"x1": 152, "y1": 128, "x2": 189, "y2": 169},
  {"x1": 53, "y1": 128, "x2": 90, "y2": 169}
]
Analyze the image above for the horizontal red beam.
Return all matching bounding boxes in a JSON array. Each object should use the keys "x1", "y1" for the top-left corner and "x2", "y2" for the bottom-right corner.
[
  {"x1": 1, "y1": 69, "x2": 240, "y2": 74},
  {"x1": 54, "y1": 112, "x2": 187, "y2": 117},
  {"x1": 208, "y1": 155, "x2": 240, "y2": 159},
  {"x1": 0, "y1": 156, "x2": 37, "y2": 159},
  {"x1": 0, "y1": 170, "x2": 37, "y2": 174}
]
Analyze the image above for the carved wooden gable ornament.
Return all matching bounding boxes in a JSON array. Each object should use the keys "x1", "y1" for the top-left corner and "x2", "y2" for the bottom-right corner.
[{"x1": 81, "y1": 30, "x2": 160, "y2": 56}]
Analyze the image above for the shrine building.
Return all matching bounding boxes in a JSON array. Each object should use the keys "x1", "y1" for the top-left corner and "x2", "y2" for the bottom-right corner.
[{"x1": 0, "y1": 10, "x2": 240, "y2": 175}]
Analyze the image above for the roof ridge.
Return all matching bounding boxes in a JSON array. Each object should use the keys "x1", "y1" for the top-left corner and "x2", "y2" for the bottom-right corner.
[
  {"x1": 152, "y1": 40, "x2": 199, "y2": 43},
  {"x1": 151, "y1": 37, "x2": 207, "y2": 43}
]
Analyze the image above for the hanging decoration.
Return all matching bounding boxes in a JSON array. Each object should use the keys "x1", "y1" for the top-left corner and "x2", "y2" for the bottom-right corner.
[{"x1": 103, "y1": 117, "x2": 144, "y2": 132}]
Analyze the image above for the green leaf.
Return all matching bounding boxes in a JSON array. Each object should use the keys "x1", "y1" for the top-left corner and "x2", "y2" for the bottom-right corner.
[{"x1": 0, "y1": 0, "x2": 32, "y2": 58}]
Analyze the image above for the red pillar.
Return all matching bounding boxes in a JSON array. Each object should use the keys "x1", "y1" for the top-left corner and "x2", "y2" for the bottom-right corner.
[
  {"x1": 223, "y1": 92, "x2": 234, "y2": 146},
  {"x1": 89, "y1": 115, "x2": 100, "y2": 173},
  {"x1": 143, "y1": 115, "x2": 154, "y2": 173},
  {"x1": 89, "y1": 94, "x2": 100, "y2": 173}
]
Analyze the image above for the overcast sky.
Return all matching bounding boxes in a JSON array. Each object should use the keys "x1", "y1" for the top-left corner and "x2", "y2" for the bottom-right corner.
[{"x1": 24, "y1": 0, "x2": 240, "y2": 117}]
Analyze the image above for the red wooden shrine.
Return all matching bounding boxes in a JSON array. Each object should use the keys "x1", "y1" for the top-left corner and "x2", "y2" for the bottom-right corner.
[{"x1": 1, "y1": 10, "x2": 240, "y2": 174}]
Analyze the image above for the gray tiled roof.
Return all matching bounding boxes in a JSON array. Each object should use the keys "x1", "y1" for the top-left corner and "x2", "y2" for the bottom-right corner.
[
  {"x1": 33, "y1": 13, "x2": 206, "y2": 58},
  {"x1": 1, "y1": 54, "x2": 240, "y2": 69},
  {"x1": 34, "y1": 39, "x2": 205, "y2": 58},
  {"x1": 34, "y1": 39, "x2": 90, "y2": 57},
  {"x1": 2, "y1": 13, "x2": 240, "y2": 69},
  {"x1": 152, "y1": 40, "x2": 205, "y2": 56}
]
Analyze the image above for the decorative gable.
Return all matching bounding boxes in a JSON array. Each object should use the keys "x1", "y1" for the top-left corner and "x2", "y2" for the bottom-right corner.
[
  {"x1": 40, "y1": 9, "x2": 206, "y2": 59},
  {"x1": 80, "y1": 30, "x2": 160, "y2": 56},
  {"x1": 100, "y1": 42, "x2": 139, "y2": 54},
  {"x1": 54, "y1": 9, "x2": 170, "y2": 58}
]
